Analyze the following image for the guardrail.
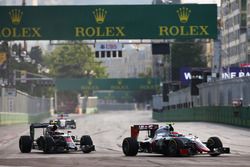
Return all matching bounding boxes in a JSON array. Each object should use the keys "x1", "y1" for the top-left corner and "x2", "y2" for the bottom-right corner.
[{"x1": 152, "y1": 106, "x2": 250, "y2": 128}]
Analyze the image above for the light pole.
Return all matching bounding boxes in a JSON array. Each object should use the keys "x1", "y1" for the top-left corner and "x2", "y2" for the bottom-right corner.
[{"x1": 168, "y1": 43, "x2": 172, "y2": 82}]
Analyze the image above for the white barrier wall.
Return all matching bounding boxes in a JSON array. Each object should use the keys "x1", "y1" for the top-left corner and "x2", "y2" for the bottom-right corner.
[
  {"x1": 153, "y1": 76, "x2": 250, "y2": 110},
  {"x1": 0, "y1": 87, "x2": 53, "y2": 114},
  {"x1": 198, "y1": 77, "x2": 250, "y2": 106}
]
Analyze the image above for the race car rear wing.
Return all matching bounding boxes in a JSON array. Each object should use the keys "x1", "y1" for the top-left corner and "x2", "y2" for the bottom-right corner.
[
  {"x1": 131, "y1": 124, "x2": 159, "y2": 139},
  {"x1": 30, "y1": 123, "x2": 50, "y2": 141},
  {"x1": 57, "y1": 114, "x2": 69, "y2": 119}
]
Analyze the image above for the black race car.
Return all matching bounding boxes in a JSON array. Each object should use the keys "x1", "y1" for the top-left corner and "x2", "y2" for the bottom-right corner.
[
  {"x1": 19, "y1": 123, "x2": 95, "y2": 154},
  {"x1": 122, "y1": 124, "x2": 230, "y2": 157}
]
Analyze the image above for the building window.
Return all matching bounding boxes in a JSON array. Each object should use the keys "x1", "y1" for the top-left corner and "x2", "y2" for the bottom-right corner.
[
  {"x1": 240, "y1": 13, "x2": 247, "y2": 27},
  {"x1": 241, "y1": 0, "x2": 247, "y2": 11},
  {"x1": 101, "y1": 51, "x2": 105, "y2": 58},
  {"x1": 112, "y1": 51, "x2": 117, "y2": 58},
  {"x1": 248, "y1": 28, "x2": 250, "y2": 41}
]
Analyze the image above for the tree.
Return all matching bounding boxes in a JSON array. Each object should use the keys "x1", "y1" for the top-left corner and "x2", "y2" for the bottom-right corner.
[
  {"x1": 138, "y1": 67, "x2": 152, "y2": 77},
  {"x1": 44, "y1": 44, "x2": 108, "y2": 113},
  {"x1": 44, "y1": 44, "x2": 107, "y2": 78},
  {"x1": 171, "y1": 40, "x2": 207, "y2": 81},
  {"x1": 29, "y1": 46, "x2": 43, "y2": 65},
  {"x1": 0, "y1": 42, "x2": 37, "y2": 83}
]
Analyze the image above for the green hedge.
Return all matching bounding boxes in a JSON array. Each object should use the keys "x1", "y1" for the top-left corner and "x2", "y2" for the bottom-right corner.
[{"x1": 152, "y1": 106, "x2": 250, "y2": 128}]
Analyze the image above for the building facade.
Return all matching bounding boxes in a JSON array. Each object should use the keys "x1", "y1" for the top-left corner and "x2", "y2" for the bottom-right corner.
[
  {"x1": 152, "y1": 0, "x2": 181, "y2": 4},
  {"x1": 95, "y1": 44, "x2": 153, "y2": 78},
  {"x1": 248, "y1": 0, "x2": 250, "y2": 62},
  {"x1": 221, "y1": 0, "x2": 249, "y2": 68}
]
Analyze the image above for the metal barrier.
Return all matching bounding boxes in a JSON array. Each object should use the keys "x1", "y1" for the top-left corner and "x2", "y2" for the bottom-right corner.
[{"x1": 0, "y1": 87, "x2": 53, "y2": 125}]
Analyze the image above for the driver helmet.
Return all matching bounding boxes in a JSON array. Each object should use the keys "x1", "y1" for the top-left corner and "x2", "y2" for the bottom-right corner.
[{"x1": 156, "y1": 126, "x2": 170, "y2": 135}]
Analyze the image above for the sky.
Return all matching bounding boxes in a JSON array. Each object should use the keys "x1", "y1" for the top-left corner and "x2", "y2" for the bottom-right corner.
[
  {"x1": 182, "y1": 0, "x2": 220, "y2": 4},
  {"x1": 1, "y1": 0, "x2": 221, "y2": 6}
]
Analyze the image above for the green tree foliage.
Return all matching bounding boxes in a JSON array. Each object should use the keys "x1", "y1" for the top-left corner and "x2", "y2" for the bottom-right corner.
[
  {"x1": 0, "y1": 42, "x2": 49, "y2": 97},
  {"x1": 132, "y1": 90, "x2": 156, "y2": 103},
  {"x1": 43, "y1": 44, "x2": 108, "y2": 113},
  {"x1": 29, "y1": 46, "x2": 43, "y2": 65},
  {"x1": 2, "y1": 42, "x2": 39, "y2": 74},
  {"x1": 132, "y1": 70, "x2": 157, "y2": 104},
  {"x1": 171, "y1": 40, "x2": 207, "y2": 81},
  {"x1": 44, "y1": 44, "x2": 107, "y2": 78},
  {"x1": 138, "y1": 67, "x2": 152, "y2": 77}
]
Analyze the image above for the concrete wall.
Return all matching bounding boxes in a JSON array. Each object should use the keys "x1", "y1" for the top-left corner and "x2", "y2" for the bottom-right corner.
[
  {"x1": 153, "y1": 77, "x2": 250, "y2": 111},
  {"x1": 153, "y1": 106, "x2": 250, "y2": 128},
  {"x1": 198, "y1": 77, "x2": 250, "y2": 106},
  {"x1": 0, "y1": 88, "x2": 52, "y2": 125}
]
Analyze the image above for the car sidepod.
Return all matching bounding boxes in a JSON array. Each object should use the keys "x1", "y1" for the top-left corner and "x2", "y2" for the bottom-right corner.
[{"x1": 64, "y1": 136, "x2": 77, "y2": 151}]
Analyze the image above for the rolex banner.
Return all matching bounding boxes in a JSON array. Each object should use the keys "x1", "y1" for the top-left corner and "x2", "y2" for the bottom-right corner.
[
  {"x1": 55, "y1": 78, "x2": 160, "y2": 91},
  {"x1": 0, "y1": 4, "x2": 217, "y2": 40}
]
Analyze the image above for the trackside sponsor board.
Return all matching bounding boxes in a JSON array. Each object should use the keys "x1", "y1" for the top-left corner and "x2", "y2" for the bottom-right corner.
[
  {"x1": 222, "y1": 67, "x2": 250, "y2": 79},
  {"x1": 0, "y1": 5, "x2": 217, "y2": 40},
  {"x1": 180, "y1": 67, "x2": 210, "y2": 85}
]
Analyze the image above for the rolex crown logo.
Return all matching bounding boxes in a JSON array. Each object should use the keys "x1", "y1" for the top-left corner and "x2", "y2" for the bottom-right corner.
[
  {"x1": 176, "y1": 7, "x2": 191, "y2": 23},
  {"x1": 118, "y1": 80, "x2": 122, "y2": 86},
  {"x1": 9, "y1": 9, "x2": 23, "y2": 25},
  {"x1": 88, "y1": 80, "x2": 93, "y2": 86},
  {"x1": 147, "y1": 79, "x2": 152, "y2": 85},
  {"x1": 93, "y1": 8, "x2": 107, "y2": 24}
]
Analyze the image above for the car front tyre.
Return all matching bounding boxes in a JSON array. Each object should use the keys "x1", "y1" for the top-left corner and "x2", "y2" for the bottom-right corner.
[
  {"x1": 207, "y1": 137, "x2": 223, "y2": 157},
  {"x1": 80, "y1": 135, "x2": 94, "y2": 153}
]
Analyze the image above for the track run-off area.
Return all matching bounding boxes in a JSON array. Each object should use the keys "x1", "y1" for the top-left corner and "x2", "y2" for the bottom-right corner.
[{"x1": 0, "y1": 110, "x2": 249, "y2": 167}]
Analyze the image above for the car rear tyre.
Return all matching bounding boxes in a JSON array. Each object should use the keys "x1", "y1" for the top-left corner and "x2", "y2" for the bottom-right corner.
[
  {"x1": 19, "y1": 136, "x2": 32, "y2": 153},
  {"x1": 122, "y1": 137, "x2": 138, "y2": 156},
  {"x1": 207, "y1": 137, "x2": 223, "y2": 157},
  {"x1": 80, "y1": 135, "x2": 93, "y2": 153}
]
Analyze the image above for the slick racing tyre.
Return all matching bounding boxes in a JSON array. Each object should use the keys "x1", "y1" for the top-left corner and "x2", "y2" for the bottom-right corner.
[
  {"x1": 207, "y1": 137, "x2": 223, "y2": 157},
  {"x1": 122, "y1": 137, "x2": 139, "y2": 156},
  {"x1": 19, "y1": 135, "x2": 32, "y2": 153},
  {"x1": 43, "y1": 136, "x2": 55, "y2": 153},
  {"x1": 80, "y1": 135, "x2": 93, "y2": 153},
  {"x1": 167, "y1": 139, "x2": 178, "y2": 156},
  {"x1": 166, "y1": 138, "x2": 184, "y2": 157}
]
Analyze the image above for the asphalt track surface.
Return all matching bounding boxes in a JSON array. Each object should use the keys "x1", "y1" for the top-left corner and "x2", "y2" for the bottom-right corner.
[{"x1": 0, "y1": 110, "x2": 250, "y2": 167}]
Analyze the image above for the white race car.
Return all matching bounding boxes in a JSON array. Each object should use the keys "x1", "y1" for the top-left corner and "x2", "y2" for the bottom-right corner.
[{"x1": 49, "y1": 114, "x2": 76, "y2": 129}]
